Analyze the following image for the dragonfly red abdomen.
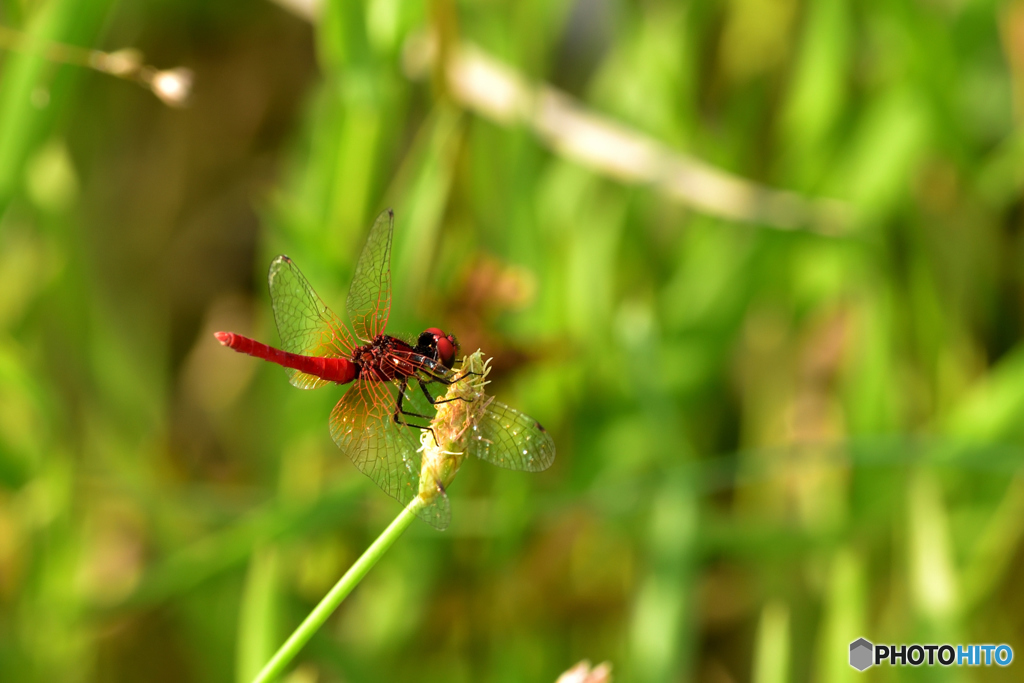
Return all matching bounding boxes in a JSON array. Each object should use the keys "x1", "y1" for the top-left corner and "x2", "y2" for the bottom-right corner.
[{"x1": 215, "y1": 331, "x2": 359, "y2": 384}]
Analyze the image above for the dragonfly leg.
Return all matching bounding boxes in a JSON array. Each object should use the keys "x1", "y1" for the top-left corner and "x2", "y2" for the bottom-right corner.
[
  {"x1": 428, "y1": 369, "x2": 481, "y2": 386},
  {"x1": 417, "y1": 379, "x2": 468, "y2": 406},
  {"x1": 395, "y1": 377, "x2": 432, "y2": 420},
  {"x1": 411, "y1": 352, "x2": 481, "y2": 387},
  {"x1": 392, "y1": 378, "x2": 439, "y2": 445}
]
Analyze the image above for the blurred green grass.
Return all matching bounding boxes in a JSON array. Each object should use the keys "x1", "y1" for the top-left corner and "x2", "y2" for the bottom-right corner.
[{"x1": 3, "y1": 0, "x2": 1024, "y2": 681}]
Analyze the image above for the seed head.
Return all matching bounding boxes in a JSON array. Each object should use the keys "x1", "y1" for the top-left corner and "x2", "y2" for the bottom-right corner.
[{"x1": 418, "y1": 350, "x2": 492, "y2": 500}]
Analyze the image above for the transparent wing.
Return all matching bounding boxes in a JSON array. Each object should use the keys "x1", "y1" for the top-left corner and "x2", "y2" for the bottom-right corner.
[
  {"x1": 386, "y1": 345, "x2": 458, "y2": 385},
  {"x1": 329, "y1": 379, "x2": 451, "y2": 530},
  {"x1": 268, "y1": 255, "x2": 356, "y2": 390},
  {"x1": 346, "y1": 209, "x2": 393, "y2": 343},
  {"x1": 468, "y1": 400, "x2": 556, "y2": 472}
]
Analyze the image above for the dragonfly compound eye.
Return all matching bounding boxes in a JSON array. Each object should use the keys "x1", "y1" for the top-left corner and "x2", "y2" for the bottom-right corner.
[
  {"x1": 420, "y1": 327, "x2": 458, "y2": 368},
  {"x1": 436, "y1": 333, "x2": 458, "y2": 369}
]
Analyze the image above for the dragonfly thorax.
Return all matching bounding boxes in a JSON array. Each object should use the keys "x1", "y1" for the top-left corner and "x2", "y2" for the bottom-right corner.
[
  {"x1": 350, "y1": 329, "x2": 459, "y2": 384},
  {"x1": 353, "y1": 334, "x2": 432, "y2": 382}
]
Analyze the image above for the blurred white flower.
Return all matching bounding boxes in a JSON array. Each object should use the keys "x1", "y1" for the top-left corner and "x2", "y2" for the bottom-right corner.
[
  {"x1": 555, "y1": 660, "x2": 613, "y2": 683},
  {"x1": 149, "y1": 67, "x2": 193, "y2": 107}
]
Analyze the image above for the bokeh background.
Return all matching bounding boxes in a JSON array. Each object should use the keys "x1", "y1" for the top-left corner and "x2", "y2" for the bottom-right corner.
[{"x1": 3, "y1": 0, "x2": 1024, "y2": 681}]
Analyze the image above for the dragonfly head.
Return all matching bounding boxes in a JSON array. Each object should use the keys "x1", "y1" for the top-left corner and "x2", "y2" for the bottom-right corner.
[{"x1": 418, "y1": 327, "x2": 459, "y2": 369}]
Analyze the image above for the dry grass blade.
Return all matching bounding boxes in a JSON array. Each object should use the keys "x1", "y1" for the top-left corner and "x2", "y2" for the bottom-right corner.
[
  {"x1": 402, "y1": 35, "x2": 852, "y2": 235},
  {"x1": 0, "y1": 24, "x2": 192, "y2": 106}
]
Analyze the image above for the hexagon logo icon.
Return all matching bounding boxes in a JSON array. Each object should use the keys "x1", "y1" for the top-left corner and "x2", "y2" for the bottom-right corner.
[{"x1": 850, "y1": 638, "x2": 873, "y2": 671}]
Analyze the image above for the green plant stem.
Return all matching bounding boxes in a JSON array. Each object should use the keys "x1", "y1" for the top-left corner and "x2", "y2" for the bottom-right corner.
[{"x1": 251, "y1": 495, "x2": 426, "y2": 683}]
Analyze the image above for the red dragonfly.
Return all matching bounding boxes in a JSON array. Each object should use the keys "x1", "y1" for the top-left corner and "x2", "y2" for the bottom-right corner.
[{"x1": 215, "y1": 209, "x2": 554, "y2": 529}]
